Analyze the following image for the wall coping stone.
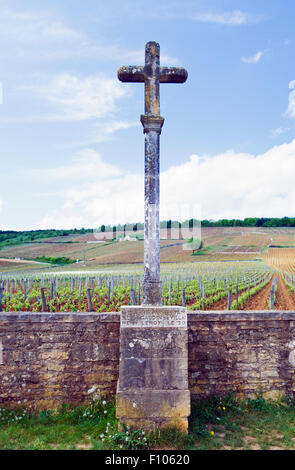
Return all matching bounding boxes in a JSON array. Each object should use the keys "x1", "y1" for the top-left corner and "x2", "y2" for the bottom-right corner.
[
  {"x1": 0, "y1": 312, "x2": 120, "y2": 322},
  {"x1": 188, "y1": 311, "x2": 295, "y2": 321},
  {"x1": 1, "y1": 311, "x2": 295, "y2": 323}
]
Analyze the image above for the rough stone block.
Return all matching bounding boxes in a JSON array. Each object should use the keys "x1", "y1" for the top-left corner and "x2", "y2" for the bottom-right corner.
[
  {"x1": 119, "y1": 357, "x2": 188, "y2": 389},
  {"x1": 116, "y1": 306, "x2": 190, "y2": 432},
  {"x1": 116, "y1": 388, "x2": 190, "y2": 432}
]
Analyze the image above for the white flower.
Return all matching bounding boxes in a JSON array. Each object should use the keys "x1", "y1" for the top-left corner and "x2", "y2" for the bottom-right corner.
[
  {"x1": 100, "y1": 433, "x2": 104, "y2": 438},
  {"x1": 87, "y1": 385, "x2": 97, "y2": 394},
  {"x1": 132, "y1": 402, "x2": 137, "y2": 408},
  {"x1": 102, "y1": 400, "x2": 107, "y2": 405},
  {"x1": 104, "y1": 410, "x2": 107, "y2": 414}
]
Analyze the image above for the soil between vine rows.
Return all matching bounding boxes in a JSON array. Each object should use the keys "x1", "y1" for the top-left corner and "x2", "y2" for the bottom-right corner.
[
  {"x1": 201, "y1": 277, "x2": 274, "y2": 311},
  {"x1": 275, "y1": 274, "x2": 295, "y2": 310},
  {"x1": 239, "y1": 274, "x2": 275, "y2": 310}
]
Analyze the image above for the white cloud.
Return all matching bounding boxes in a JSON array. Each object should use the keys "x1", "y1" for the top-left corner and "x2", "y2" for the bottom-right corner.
[
  {"x1": 21, "y1": 74, "x2": 129, "y2": 121},
  {"x1": 193, "y1": 10, "x2": 258, "y2": 26},
  {"x1": 0, "y1": 199, "x2": 2, "y2": 212},
  {"x1": 82, "y1": 121, "x2": 140, "y2": 145},
  {"x1": 270, "y1": 127, "x2": 291, "y2": 137},
  {"x1": 120, "y1": 50, "x2": 180, "y2": 66},
  {"x1": 37, "y1": 139, "x2": 295, "y2": 229},
  {"x1": 33, "y1": 149, "x2": 122, "y2": 181},
  {"x1": 38, "y1": 171, "x2": 142, "y2": 230},
  {"x1": 96, "y1": 46, "x2": 179, "y2": 66},
  {"x1": 241, "y1": 50, "x2": 265, "y2": 64},
  {"x1": 0, "y1": 5, "x2": 179, "y2": 65},
  {"x1": 0, "y1": 82, "x2": 2, "y2": 104},
  {"x1": 285, "y1": 80, "x2": 295, "y2": 119},
  {"x1": 0, "y1": 6, "x2": 83, "y2": 56},
  {"x1": 38, "y1": 213, "x2": 86, "y2": 230},
  {"x1": 160, "y1": 144, "x2": 295, "y2": 220}
]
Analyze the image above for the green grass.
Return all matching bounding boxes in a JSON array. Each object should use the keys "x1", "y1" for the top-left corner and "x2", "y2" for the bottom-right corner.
[
  {"x1": 0, "y1": 399, "x2": 120, "y2": 450},
  {"x1": 1, "y1": 394, "x2": 295, "y2": 450},
  {"x1": 190, "y1": 393, "x2": 295, "y2": 450}
]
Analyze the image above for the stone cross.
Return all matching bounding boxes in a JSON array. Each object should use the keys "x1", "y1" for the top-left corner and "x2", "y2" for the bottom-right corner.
[{"x1": 118, "y1": 41, "x2": 188, "y2": 305}]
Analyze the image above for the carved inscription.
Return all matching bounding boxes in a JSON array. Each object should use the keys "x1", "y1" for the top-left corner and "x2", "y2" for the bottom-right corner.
[{"x1": 121, "y1": 310, "x2": 187, "y2": 328}]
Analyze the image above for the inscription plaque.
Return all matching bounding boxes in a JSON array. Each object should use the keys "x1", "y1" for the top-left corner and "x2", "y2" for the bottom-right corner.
[{"x1": 120, "y1": 307, "x2": 187, "y2": 328}]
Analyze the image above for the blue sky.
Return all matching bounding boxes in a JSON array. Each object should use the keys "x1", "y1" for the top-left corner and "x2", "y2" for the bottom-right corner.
[{"x1": 1, "y1": 0, "x2": 295, "y2": 230}]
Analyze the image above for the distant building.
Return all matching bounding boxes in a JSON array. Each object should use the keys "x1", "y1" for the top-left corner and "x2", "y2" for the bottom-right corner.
[{"x1": 119, "y1": 235, "x2": 137, "y2": 242}]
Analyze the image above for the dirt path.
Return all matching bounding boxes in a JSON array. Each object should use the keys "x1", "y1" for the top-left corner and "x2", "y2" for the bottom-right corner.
[
  {"x1": 274, "y1": 274, "x2": 295, "y2": 310},
  {"x1": 240, "y1": 275, "x2": 274, "y2": 310}
]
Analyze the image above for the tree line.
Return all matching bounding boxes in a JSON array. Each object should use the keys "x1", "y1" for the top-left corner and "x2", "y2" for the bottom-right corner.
[
  {"x1": 100, "y1": 217, "x2": 295, "y2": 232},
  {"x1": 201, "y1": 217, "x2": 295, "y2": 227},
  {"x1": 0, "y1": 228, "x2": 92, "y2": 249}
]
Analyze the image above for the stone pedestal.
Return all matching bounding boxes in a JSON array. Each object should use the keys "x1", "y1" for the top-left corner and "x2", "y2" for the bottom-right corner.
[{"x1": 116, "y1": 306, "x2": 190, "y2": 432}]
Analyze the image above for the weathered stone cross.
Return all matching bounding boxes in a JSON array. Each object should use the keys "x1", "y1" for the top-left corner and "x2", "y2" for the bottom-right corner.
[{"x1": 118, "y1": 41, "x2": 188, "y2": 305}]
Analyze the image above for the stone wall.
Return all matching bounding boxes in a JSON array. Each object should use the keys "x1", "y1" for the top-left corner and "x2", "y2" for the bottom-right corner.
[
  {"x1": 1, "y1": 311, "x2": 295, "y2": 408},
  {"x1": 0, "y1": 312, "x2": 120, "y2": 409},
  {"x1": 188, "y1": 312, "x2": 295, "y2": 400}
]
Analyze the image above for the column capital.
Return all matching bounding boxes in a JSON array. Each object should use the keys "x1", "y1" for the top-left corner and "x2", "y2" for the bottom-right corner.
[{"x1": 140, "y1": 114, "x2": 164, "y2": 134}]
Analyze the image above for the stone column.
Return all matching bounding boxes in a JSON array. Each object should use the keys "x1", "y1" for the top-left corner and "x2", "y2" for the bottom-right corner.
[
  {"x1": 116, "y1": 40, "x2": 190, "y2": 433},
  {"x1": 141, "y1": 114, "x2": 164, "y2": 306}
]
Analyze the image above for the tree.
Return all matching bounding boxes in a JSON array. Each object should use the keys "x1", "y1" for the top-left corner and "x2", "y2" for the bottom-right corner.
[
  {"x1": 167, "y1": 220, "x2": 172, "y2": 239},
  {"x1": 185, "y1": 237, "x2": 203, "y2": 254}
]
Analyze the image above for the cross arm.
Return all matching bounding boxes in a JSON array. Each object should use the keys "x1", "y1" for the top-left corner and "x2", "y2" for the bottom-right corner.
[
  {"x1": 118, "y1": 66, "x2": 145, "y2": 83},
  {"x1": 160, "y1": 67, "x2": 188, "y2": 83},
  {"x1": 118, "y1": 65, "x2": 188, "y2": 84}
]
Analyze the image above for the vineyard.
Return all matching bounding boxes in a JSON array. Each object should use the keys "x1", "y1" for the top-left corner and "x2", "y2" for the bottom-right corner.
[
  {"x1": 2, "y1": 227, "x2": 295, "y2": 311},
  {"x1": 0, "y1": 260, "x2": 289, "y2": 312}
]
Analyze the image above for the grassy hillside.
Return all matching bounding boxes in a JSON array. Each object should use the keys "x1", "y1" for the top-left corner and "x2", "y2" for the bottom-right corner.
[{"x1": 1, "y1": 226, "x2": 295, "y2": 274}]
